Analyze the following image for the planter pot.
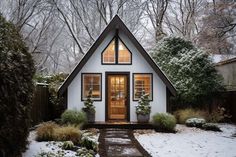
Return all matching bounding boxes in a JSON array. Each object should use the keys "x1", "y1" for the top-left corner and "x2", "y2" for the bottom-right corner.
[
  {"x1": 137, "y1": 113, "x2": 150, "y2": 123},
  {"x1": 85, "y1": 111, "x2": 95, "y2": 123}
]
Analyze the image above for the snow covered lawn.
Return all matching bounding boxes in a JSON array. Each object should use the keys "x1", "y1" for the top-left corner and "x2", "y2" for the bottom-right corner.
[
  {"x1": 22, "y1": 131, "x2": 100, "y2": 157},
  {"x1": 134, "y1": 124, "x2": 236, "y2": 157}
]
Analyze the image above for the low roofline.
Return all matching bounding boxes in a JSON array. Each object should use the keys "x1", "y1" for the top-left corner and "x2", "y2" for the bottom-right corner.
[
  {"x1": 58, "y1": 15, "x2": 177, "y2": 96},
  {"x1": 215, "y1": 57, "x2": 236, "y2": 66}
]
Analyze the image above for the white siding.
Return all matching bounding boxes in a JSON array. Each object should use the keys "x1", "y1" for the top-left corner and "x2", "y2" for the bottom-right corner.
[{"x1": 68, "y1": 30, "x2": 166, "y2": 122}]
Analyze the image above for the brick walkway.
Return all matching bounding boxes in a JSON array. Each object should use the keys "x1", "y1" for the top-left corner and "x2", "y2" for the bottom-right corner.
[{"x1": 98, "y1": 129, "x2": 151, "y2": 157}]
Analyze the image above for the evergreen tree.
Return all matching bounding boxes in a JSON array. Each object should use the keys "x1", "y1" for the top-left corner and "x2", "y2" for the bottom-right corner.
[
  {"x1": 82, "y1": 88, "x2": 95, "y2": 113},
  {"x1": 151, "y1": 37, "x2": 224, "y2": 106},
  {"x1": 0, "y1": 14, "x2": 35, "y2": 157},
  {"x1": 136, "y1": 91, "x2": 151, "y2": 115}
]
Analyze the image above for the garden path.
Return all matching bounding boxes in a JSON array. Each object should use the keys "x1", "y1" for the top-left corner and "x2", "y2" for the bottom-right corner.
[{"x1": 98, "y1": 128, "x2": 151, "y2": 157}]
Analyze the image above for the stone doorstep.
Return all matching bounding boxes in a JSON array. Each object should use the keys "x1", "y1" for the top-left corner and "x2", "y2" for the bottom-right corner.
[
  {"x1": 105, "y1": 137, "x2": 132, "y2": 145},
  {"x1": 106, "y1": 145, "x2": 143, "y2": 157},
  {"x1": 105, "y1": 134, "x2": 129, "y2": 138}
]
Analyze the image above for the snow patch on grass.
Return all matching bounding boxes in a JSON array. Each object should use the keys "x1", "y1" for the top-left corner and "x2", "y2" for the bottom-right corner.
[{"x1": 134, "y1": 124, "x2": 236, "y2": 157}]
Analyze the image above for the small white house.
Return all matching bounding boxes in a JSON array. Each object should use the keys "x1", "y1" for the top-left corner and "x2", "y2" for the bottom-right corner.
[{"x1": 58, "y1": 15, "x2": 176, "y2": 122}]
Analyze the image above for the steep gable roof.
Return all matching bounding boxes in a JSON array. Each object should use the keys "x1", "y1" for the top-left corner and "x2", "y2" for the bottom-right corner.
[{"x1": 58, "y1": 15, "x2": 176, "y2": 96}]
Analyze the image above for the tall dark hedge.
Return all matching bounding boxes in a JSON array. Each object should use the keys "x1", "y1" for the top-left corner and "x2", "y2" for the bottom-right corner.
[{"x1": 0, "y1": 15, "x2": 35, "y2": 157}]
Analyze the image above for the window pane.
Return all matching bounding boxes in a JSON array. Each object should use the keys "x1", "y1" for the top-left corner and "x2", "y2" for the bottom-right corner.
[
  {"x1": 83, "y1": 74, "x2": 101, "y2": 100},
  {"x1": 134, "y1": 74, "x2": 152, "y2": 100},
  {"x1": 103, "y1": 40, "x2": 115, "y2": 63},
  {"x1": 118, "y1": 39, "x2": 131, "y2": 64}
]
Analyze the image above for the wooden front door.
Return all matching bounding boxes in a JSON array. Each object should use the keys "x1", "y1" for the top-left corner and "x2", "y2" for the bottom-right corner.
[{"x1": 107, "y1": 74, "x2": 129, "y2": 121}]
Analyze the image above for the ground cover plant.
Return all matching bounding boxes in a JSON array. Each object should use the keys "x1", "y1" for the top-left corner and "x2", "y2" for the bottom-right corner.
[{"x1": 202, "y1": 123, "x2": 221, "y2": 132}]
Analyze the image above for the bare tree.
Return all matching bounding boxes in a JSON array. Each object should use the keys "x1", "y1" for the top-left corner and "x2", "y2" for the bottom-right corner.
[
  {"x1": 144, "y1": 0, "x2": 169, "y2": 42},
  {"x1": 197, "y1": 1, "x2": 236, "y2": 54},
  {"x1": 164, "y1": 0, "x2": 207, "y2": 41}
]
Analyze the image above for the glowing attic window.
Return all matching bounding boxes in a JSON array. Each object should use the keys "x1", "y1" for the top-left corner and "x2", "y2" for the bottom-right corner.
[
  {"x1": 118, "y1": 39, "x2": 131, "y2": 64},
  {"x1": 102, "y1": 39, "x2": 116, "y2": 64},
  {"x1": 102, "y1": 37, "x2": 131, "y2": 64}
]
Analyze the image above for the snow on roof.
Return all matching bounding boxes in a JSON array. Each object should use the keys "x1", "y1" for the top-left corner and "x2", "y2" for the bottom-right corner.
[{"x1": 211, "y1": 54, "x2": 236, "y2": 63}]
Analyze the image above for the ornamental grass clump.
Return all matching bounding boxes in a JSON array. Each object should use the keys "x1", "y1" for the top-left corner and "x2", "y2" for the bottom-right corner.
[
  {"x1": 36, "y1": 122, "x2": 59, "y2": 141},
  {"x1": 53, "y1": 125, "x2": 82, "y2": 145},
  {"x1": 152, "y1": 113, "x2": 176, "y2": 132},
  {"x1": 174, "y1": 108, "x2": 207, "y2": 124},
  {"x1": 61, "y1": 109, "x2": 87, "y2": 125}
]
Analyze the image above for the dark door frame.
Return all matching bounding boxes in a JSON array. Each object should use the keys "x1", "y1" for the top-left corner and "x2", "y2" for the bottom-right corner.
[{"x1": 105, "y1": 71, "x2": 130, "y2": 122}]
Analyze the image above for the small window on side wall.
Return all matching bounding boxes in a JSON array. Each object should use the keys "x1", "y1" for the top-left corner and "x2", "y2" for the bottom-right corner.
[
  {"x1": 82, "y1": 73, "x2": 102, "y2": 101},
  {"x1": 133, "y1": 74, "x2": 153, "y2": 101}
]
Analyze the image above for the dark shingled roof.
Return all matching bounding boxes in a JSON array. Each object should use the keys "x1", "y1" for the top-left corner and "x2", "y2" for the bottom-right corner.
[{"x1": 58, "y1": 15, "x2": 176, "y2": 96}]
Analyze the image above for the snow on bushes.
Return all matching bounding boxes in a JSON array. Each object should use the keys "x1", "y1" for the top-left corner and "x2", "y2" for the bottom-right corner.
[
  {"x1": 151, "y1": 37, "x2": 224, "y2": 106},
  {"x1": 0, "y1": 15, "x2": 35, "y2": 156},
  {"x1": 185, "y1": 118, "x2": 206, "y2": 128}
]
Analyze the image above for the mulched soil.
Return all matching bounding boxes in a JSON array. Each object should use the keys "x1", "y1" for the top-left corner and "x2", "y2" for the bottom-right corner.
[{"x1": 98, "y1": 129, "x2": 151, "y2": 157}]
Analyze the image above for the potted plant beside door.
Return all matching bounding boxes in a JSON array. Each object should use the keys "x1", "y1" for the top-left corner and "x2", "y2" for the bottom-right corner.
[
  {"x1": 136, "y1": 91, "x2": 151, "y2": 123},
  {"x1": 82, "y1": 88, "x2": 95, "y2": 123}
]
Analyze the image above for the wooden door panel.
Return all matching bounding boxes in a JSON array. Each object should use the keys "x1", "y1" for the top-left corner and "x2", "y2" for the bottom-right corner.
[{"x1": 108, "y1": 75, "x2": 127, "y2": 120}]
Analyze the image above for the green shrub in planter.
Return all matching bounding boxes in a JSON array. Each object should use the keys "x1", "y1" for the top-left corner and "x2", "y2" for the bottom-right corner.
[
  {"x1": 61, "y1": 110, "x2": 87, "y2": 125},
  {"x1": 185, "y1": 118, "x2": 206, "y2": 128},
  {"x1": 202, "y1": 123, "x2": 221, "y2": 132},
  {"x1": 152, "y1": 113, "x2": 176, "y2": 132}
]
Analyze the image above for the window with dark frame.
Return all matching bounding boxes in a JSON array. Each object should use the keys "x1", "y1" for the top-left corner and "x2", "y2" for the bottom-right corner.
[
  {"x1": 102, "y1": 36, "x2": 131, "y2": 64},
  {"x1": 133, "y1": 74, "x2": 152, "y2": 101},
  {"x1": 82, "y1": 74, "x2": 102, "y2": 101}
]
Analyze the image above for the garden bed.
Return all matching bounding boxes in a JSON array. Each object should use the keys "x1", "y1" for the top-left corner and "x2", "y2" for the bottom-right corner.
[{"x1": 22, "y1": 130, "x2": 100, "y2": 157}]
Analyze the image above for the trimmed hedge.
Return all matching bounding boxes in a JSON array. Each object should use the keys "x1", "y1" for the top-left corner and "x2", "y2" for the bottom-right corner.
[{"x1": 0, "y1": 15, "x2": 35, "y2": 156}]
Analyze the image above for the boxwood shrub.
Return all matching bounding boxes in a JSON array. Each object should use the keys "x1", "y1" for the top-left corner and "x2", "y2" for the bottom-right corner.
[
  {"x1": 61, "y1": 110, "x2": 87, "y2": 125},
  {"x1": 152, "y1": 113, "x2": 176, "y2": 132}
]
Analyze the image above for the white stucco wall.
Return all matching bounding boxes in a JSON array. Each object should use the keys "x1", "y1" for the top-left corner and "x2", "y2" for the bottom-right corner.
[{"x1": 67, "y1": 30, "x2": 167, "y2": 122}]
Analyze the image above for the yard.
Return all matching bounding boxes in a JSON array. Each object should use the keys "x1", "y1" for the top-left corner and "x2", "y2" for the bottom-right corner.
[{"x1": 134, "y1": 124, "x2": 236, "y2": 157}]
